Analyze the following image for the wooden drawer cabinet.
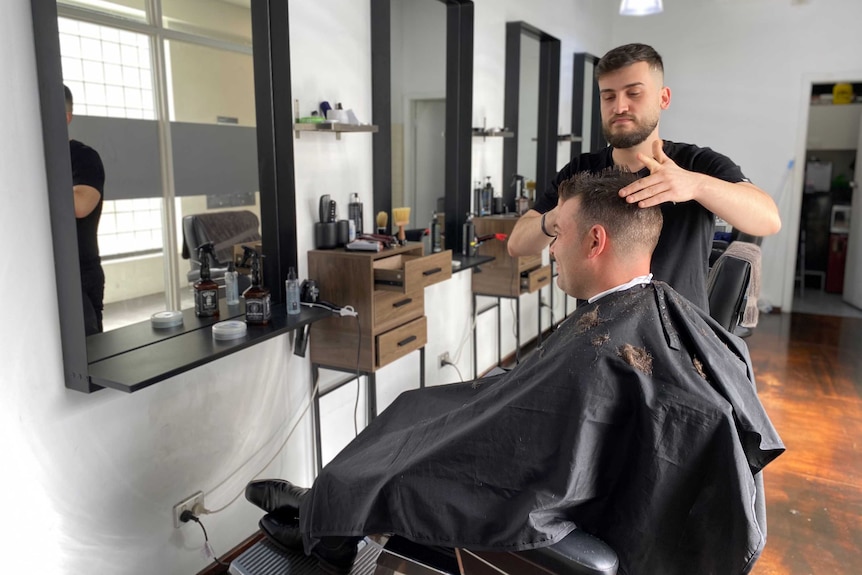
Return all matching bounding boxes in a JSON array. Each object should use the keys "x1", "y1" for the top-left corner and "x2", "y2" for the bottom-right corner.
[
  {"x1": 471, "y1": 216, "x2": 548, "y2": 297},
  {"x1": 308, "y1": 244, "x2": 451, "y2": 372},
  {"x1": 520, "y1": 264, "x2": 552, "y2": 293},
  {"x1": 373, "y1": 250, "x2": 452, "y2": 293}
]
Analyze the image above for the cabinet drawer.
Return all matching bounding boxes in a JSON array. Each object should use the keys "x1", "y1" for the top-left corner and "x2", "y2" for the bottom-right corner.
[
  {"x1": 376, "y1": 316, "x2": 427, "y2": 368},
  {"x1": 517, "y1": 254, "x2": 543, "y2": 274},
  {"x1": 373, "y1": 289, "x2": 424, "y2": 333},
  {"x1": 373, "y1": 250, "x2": 452, "y2": 293},
  {"x1": 520, "y1": 264, "x2": 552, "y2": 293}
]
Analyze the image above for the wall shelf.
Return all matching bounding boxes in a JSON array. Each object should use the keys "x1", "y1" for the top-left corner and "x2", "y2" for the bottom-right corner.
[
  {"x1": 472, "y1": 117, "x2": 512, "y2": 140},
  {"x1": 86, "y1": 303, "x2": 331, "y2": 393},
  {"x1": 294, "y1": 122, "x2": 379, "y2": 140}
]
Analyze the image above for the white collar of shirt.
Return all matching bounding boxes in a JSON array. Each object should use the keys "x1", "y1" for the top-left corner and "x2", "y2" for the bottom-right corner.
[{"x1": 587, "y1": 274, "x2": 653, "y2": 304}]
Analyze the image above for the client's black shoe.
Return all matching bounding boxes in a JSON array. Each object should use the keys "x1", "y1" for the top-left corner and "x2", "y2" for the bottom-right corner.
[
  {"x1": 245, "y1": 479, "x2": 310, "y2": 513},
  {"x1": 311, "y1": 536, "x2": 361, "y2": 574},
  {"x1": 259, "y1": 507, "x2": 303, "y2": 554}
]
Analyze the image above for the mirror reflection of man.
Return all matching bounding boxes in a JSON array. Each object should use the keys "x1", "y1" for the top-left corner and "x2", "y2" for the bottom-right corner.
[{"x1": 65, "y1": 85, "x2": 105, "y2": 335}]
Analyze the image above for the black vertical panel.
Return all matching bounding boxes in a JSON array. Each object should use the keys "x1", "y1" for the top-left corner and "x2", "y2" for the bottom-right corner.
[
  {"x1": 571, "y1": 53, "x2": 587, "y2": 159},
  {"x1": 536, "y1": 36, "x2": 559, "y2": 199},
  {"x1": 502, "y1": 22, "x2": 521, "y2": 212},
  {"x1": 571, "y1": 52, "x2": 605, "y2": 158},
  {"x1": 251, "y1": 0, "x2": 297, "y2": 303},
  {"x1": 31, "y1": 0, "x2": 97, "y2": 392},
  {"x1": 371, "y1": 0, "x2": 392, "y2": 231},
  {"x1": 590, "y1": 74, "x2": 606, "y2": 153},
  {"x1": 445, "y1": 1, "x2": 474, "y2": 256}
]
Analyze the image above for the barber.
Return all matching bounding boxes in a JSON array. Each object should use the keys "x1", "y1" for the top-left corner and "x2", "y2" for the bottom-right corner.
[
  {"x1": 65, "y1": 85, "x2": 106, "y2": 335},
  {"x1": 507, "y1": 43, "x2": 781, "y2": 310}
]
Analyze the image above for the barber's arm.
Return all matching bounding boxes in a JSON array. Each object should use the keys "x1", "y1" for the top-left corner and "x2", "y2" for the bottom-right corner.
[
  {"x1": 74, "y1": 184, "x2": 101, "y2": 218},
  {"x1": 620, "y1": 140, "x2": 781, "y2": 236},
  {"x1": 507, "y1": 208, "x2": 557, "y2": 256}
]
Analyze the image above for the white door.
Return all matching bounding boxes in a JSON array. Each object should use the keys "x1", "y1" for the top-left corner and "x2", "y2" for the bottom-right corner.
[
  {"x1": 413, "y1": 99, "x2": 446, "y2": 230},
  {"x1": 843, "y1": 120, "x2": 862, "y2": 308}
]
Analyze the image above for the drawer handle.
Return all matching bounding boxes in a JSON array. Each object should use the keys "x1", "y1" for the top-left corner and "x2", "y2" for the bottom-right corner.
[
  {"x1": 397, "y1": 335, "x2": 417, "y2": 347},
  {"x1": 393, "y1": 298, "x2": 413, "y2": 308},
  {"x1": 422, "y1": 267, "x2": 443, "y2": 276},
  {"x1": 537, "y1": 276, "x2": 548, "y2": 282}
]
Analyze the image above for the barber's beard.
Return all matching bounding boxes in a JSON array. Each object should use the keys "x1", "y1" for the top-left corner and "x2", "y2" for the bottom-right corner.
[{"x1": 602, "y1": 114, "x2": 658, "y2": 149}]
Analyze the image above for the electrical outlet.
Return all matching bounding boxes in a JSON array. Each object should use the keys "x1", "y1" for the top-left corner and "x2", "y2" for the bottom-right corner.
[
  {"x1": 438, "y1": 351, "x2": 451, "y2": 367},
  {"x1": 173, "y1": 491, "x2": 205, "y2": 528}
]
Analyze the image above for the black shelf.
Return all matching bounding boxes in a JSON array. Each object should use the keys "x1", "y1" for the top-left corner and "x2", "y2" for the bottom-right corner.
[
  {"x1": 452, "y1": 254, "x2": 495, "y2": 273},
  {"x1": 87, "y1": 305, "x2": 331, "y2": 393}
]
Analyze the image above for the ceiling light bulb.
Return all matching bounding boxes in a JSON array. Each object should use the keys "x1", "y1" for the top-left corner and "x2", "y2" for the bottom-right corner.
[{"x1": 619, "y1": 0, "x2": 664, "y2": 16}]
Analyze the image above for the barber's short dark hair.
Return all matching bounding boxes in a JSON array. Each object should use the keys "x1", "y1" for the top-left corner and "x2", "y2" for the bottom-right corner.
[
  {"x1": 595, "y1": 43, "x2": 664, "y2": 80},
  {"x1": 64, "y1": 84, "x2": 73, "y2": 114},
  {"x1": 558, "y1": 169, "x2": 663, "y2": 256}
]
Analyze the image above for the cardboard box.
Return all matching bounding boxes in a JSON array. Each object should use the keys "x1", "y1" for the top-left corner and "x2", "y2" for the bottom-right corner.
[{"x1": 233, "y1": 241, "x2": 263, "y2": 274}]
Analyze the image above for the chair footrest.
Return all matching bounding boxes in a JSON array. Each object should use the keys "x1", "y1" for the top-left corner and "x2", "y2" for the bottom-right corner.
[{"x1": 519, "y1": 529, "x2": 619, "y2": 575}]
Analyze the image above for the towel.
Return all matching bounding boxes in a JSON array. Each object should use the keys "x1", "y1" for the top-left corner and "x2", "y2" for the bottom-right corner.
[{"x1": 722, "y1": 241, "x2": 762, "y2": 327}]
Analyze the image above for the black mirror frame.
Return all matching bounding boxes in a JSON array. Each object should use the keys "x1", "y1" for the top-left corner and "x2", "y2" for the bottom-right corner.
[
  {"x1": 371, "y1": 0, "x2": 474, "y2": 257},
  {"x1": 31, "y1": 0, "x2": 298, "y2": 393},
  {"x1": 502, "y1": 22, "x2": 560, "y2": 211},
  {"x1": 571, "y1": 52, "x2": 605, "y2": 158}
]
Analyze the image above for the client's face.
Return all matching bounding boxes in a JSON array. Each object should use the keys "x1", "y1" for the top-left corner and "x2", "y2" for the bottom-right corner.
[{"x1": 549, "y1": 196, "x2": 589, "y2": 299}]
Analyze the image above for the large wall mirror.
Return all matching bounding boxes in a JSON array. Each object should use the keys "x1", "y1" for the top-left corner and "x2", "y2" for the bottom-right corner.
[
  {"x1": 32, "y1": 0, "x2": 297, "y2": 392},
  {"x1": 371, "y1": 0, "x2": 473, "y2": 255},
  {"x1": 502, "y1": 22, "x2": 560, "y2": 211}
]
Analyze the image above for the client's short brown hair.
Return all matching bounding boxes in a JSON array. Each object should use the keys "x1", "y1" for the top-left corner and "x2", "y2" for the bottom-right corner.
[{"x1": 558, "y1": 169, "x2": 663, "y2": 256}]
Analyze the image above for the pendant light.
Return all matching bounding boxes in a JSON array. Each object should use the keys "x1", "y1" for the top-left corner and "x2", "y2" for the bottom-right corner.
[{"x1": 619, "y1": 0, "x2": 663, "y2": 16}]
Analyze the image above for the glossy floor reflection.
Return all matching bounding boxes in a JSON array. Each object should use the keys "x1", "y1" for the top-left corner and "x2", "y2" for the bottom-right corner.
[{"x1": 748, "y1": 312, "x2": 862, "y2": 574}]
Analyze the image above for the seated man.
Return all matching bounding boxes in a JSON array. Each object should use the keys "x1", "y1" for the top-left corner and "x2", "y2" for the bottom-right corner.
[{"x1": 247, "y1": 170, "x2": 784, "y2": 575}]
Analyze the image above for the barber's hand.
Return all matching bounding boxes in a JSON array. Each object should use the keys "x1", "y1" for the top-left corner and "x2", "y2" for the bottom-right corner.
[{"x1": 619, "y1": 139, "x2": 702, "y2": 208}]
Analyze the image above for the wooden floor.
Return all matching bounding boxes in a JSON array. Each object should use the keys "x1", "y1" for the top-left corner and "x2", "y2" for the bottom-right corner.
[{"x1": 747, "y1": 312, "x2": 862, "y2": 574}]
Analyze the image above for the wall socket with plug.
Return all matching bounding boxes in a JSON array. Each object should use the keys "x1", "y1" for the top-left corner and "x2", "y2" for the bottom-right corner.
[
  {"x1": 172, "y1": 491, "x2": 205, "y2": 528},
  {"x1": 438, "y1": 351, "x2": 451, "y2": 367}
]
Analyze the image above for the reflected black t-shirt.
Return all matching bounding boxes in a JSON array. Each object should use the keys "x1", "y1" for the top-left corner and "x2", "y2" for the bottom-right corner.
[
  {"x1": 533, "y1": 141, "x2": 748, "y2": 311},
  {"x1": 70, "y1": 139, "x2": 105, "y2": 273}
]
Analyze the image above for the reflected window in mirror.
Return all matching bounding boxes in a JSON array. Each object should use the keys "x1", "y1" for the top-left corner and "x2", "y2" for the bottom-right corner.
[{"x1": 57, "y1": 0, "x2": 258, "y2": 332}]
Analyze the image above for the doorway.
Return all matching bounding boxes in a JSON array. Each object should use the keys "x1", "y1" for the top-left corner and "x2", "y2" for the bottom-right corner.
[
  {"x1": 792, "y1": 81, "x2": 862, "y2": 319},
  {"x1": 408, "y1": 98, "x2": 446, "y2": 230}
]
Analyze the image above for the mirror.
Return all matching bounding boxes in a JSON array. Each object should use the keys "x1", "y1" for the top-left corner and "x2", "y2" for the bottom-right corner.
[
  {"x1": 371, "y1": 0, "x2": 473, "y2": 255},
  {"x1": 502, "y1": 22, "x2": 560, "y2": 211},
  {"x1": 32, "y1": 0, "x2": 298, "y2": 392}
]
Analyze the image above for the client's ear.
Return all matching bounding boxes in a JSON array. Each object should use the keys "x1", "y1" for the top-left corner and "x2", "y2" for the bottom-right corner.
[{"x1": 585, "y1": 224, "x2": 608, "y2": 259}]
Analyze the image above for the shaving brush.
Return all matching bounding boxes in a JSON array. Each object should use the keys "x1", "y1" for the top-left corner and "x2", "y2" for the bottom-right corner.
[{"x1": 376, "y1": 211, "x2": 388, "y2": 235}]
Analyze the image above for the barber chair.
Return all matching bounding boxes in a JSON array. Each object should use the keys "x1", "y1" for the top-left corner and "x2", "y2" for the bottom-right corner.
[
  {"x1": 181, "y1": 210, "x2": 260, "y2": 288},
  {"x1": 707, "y1": 253, "x2": 752, "y2": 334}
]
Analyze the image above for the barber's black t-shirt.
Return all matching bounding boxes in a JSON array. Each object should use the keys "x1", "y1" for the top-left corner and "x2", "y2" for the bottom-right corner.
[
  {"x1": 533, "y1": 141, "x2": 748, "y2": 311},
  {"x1": 70, "y1": 139, "x2": 105, "y2": 272}
]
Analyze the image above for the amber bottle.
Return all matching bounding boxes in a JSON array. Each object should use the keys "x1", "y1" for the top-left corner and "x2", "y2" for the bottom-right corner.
[
  {"x1": 194, "y1": 242, "x2": 220, "y2": 318},
  {"x1": 243, "y1": 249, "x2": 271, "y2": 325}
]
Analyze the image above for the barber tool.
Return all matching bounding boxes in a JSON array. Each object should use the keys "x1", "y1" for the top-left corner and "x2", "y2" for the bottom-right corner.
[
  {"x1": 319, "y1": 194, "x2": 332, "y2": 223},
  {"x1": 392, "y1": 206, "x2": 411, "y2": 245},
  {"x1": 376, "y1": 211, "x2": 389, "y2": 235}
]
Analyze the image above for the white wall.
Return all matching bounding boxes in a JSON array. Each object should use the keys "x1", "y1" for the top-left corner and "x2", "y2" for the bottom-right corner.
[
  {"x1": 12, "y1": 0, "x2": 844, "y2": 570},
  {"x1": 611, "y1": 0, "x2": 862, "y2": 311}
]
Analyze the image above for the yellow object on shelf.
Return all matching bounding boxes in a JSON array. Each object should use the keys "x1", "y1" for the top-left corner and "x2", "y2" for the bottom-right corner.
[{"x1": 833, "y1": 83, "x2": 853, "y2": 105}]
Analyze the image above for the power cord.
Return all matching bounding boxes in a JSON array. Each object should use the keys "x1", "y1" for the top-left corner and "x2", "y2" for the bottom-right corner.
[
  {"x1": 179, "y1": 511, "x2": 229, "y2": 567},
  {"x1": 440, "y1": 359, "x2": 464, "y2": 382},
  {"x1": 352, "y1": 315, "x2": 362, "y2": 437},
  {"x1": 202, "y1": 302, "x2": 360, "y2": 516}
]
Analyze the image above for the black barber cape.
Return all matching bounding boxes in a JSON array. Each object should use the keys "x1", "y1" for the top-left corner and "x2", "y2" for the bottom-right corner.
[{"x1": 300, "y1": 282, "x2": 785, "y2": 574}]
